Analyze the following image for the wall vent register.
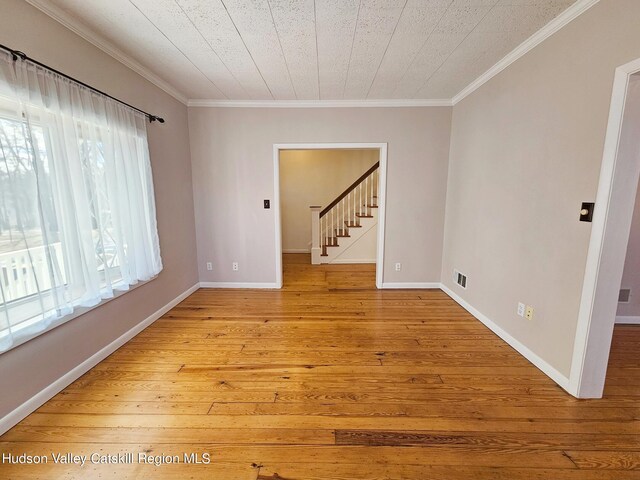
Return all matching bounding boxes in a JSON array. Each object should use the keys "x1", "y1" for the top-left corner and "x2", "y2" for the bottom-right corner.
[
  {"x1": 454, "y1": 270, "x2": 467, "y2": 289},
  {"x1": 619, "y1": 289, "x2": 631, "y2": 303}
]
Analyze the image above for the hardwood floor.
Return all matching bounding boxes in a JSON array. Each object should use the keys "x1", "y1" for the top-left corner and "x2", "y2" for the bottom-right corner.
[{"x1": 1, "y1": 254, "x2": 639, "y2": 479}]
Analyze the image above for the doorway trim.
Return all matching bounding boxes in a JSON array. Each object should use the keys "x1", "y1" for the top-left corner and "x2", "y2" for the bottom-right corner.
[
  {"x1": 273, "y1": 143, "x2": 388, "y2": 289},
  {"x1": 570, "y1": 57, "x2": 640, "y2": 398}
]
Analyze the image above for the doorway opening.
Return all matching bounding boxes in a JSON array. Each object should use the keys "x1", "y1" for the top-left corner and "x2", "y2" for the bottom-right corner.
[
  {"x1": 570, "y1": 63, "x2": 640, "y2": 398},
  {"x1": 273, "y1": 143, "x2": 388, "y2": 289}
]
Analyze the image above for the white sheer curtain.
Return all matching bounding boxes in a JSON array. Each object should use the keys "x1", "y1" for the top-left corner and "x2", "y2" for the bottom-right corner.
[{"x1": 0, "y1": 50, "x2": 162, "y2": 352}]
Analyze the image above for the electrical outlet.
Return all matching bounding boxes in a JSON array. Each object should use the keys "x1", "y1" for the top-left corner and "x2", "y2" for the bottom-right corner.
[
  {"x1": 517, "y1": 302, "x2": 525, "y2": 317},
  {"x1": 206, "y1": 262, "x2": 213, "y2": 271},
  {"x1": 525, "y1": 306, "x2": 534, "y2": 320},
  {"x1": 232, "y1": 262, "x2": 239, "y2": 271},
  {"x1": 395, "y1": 263, "x2": 401, "y2": 271}
]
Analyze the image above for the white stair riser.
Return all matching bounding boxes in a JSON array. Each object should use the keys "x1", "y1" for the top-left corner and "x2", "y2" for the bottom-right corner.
[{"x1": 321, "y1": 209, "x2": 377, "y2": 264}]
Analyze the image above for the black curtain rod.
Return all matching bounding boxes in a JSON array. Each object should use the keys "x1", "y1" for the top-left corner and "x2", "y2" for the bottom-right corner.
[{"x1": 0, "y1": 43, "x2": 165, "y2": 124}]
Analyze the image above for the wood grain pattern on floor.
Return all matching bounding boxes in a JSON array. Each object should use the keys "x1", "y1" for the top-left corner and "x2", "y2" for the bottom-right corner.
[{"x1": 0, "y1": 254, "x2": 638, "y2": 479}]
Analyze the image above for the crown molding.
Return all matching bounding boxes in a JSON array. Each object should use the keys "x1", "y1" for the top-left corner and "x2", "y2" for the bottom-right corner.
[
  {"x1": 451, "y1": 0, "x2": 600, "y2": 105},
  {"x1": 187, "y1": 98, "x2": 452, "y2": 108},
  {"x1": 27, "y1": 0, "x2": 598, "y2": 110},
  {"x1": 24, "y1": 0, "x2": 189, "y2": 105}
]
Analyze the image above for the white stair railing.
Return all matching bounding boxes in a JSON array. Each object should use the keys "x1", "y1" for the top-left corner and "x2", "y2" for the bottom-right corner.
[{"x1": 310, "y1": 162, "x2": 379, "y2": 264}]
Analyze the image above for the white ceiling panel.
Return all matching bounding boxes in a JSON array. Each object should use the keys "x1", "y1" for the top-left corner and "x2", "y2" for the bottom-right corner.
[
  {"x1": 343, "y1": 0, "x2": 407, "y2": 99},
  {"x1": 417, "y1": 1, "x2": 573, "y2": 98},
  {"x1": 367, "y1": 0, "x2": 451, "y2": 99},
  {"x1": 477, "y1": 2, "x2": 574, "y2": 33},
  {"x1": 130, "y1": 0, "x2": 247, "y2": 99},
  {"x1": 496, "y1": 0, "x2": 572, "y2": 5},
  {"x1": 34, "y1": 0, "x2": 580, "y2": 101},
  {"x1": 432, "y1": 2, "x2": 496, "y2": 35},
  {"x1": 453, "y1": 0, "x2": 501, "y2": 6},
  {"x1": 391, "y1": 32, "x2": 468, "y2": 99},
  {"x1": 269, "y1": 0, "x2": 319, "y2": 100},
  {"x1": 221, "y1": 0, "x2": 296, "y2": 99},
  {"x1": 418, "y1": 30, "x2": 523, "y2": 97},
  {"x1": 381, "y1": 0, "x2": 496, "y2": 99},
  {"x1": 315, "y1": 0, "x2": 360, "y2": 100},
  {"x1": 49, "y1": 0, "x2": 226, "y2": 99},
  {"x1": 175, "y1": 0, "x2": 272, "y2": 99}
]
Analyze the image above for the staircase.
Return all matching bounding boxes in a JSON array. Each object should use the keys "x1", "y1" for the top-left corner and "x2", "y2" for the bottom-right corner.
[{"x1": 310, "y1": 162, "x2": 379, "y2": 264}]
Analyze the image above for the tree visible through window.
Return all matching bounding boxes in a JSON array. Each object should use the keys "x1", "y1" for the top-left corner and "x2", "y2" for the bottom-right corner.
[
  {"x1": 0, "y1": 117, "x2": 63, "y2": 303},
  {"x1": 0, "y1": 50, "x2": 162, "y2": 353}
]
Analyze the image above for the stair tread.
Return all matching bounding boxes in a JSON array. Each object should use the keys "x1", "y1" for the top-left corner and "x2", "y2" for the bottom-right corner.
[
  {"x1": 367, "y1": 205, "x2": 378, "y2": 208},
  {"x1": 356, "y1": 214, "x2": 374, "y2": 218}
]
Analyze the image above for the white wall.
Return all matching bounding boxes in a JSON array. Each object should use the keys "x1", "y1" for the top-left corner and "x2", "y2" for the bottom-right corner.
[
  {"x1": 616, "y1": 74, "x2": 640, "y2": 319},
  {"x1": 618, "y1": 180, "x2": 640, "y2": 318},
  {"x1": 280, "y1": 149, "x2": 377, "y2": 252},
  {"x1": 189, "y1": 107, "x2": 452, "y2": 285},
  {"x1": 443, "y1": 0, "x2": 640, "y2": 378},
  {"x1": 0, "y1": 0, "x2": 198, "y2": 418}
]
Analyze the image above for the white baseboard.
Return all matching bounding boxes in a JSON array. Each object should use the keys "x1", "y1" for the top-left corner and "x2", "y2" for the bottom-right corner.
[
  {"x1": 440, "y1": 283, "x2": 571, "y2": 393},
  {"x1": 616, "y1": 315, "x2": 640, "y2": 324},
  {"x1": 0, "y1": 282, "x2": 200, "y2": 436},
  {"x1": 283, "y1": 249, "x2": 310, "y2": 254},
  {"x1": 199, "y1": 282, "x2": 279, "y2": 289},
  {"x1": 382, "y1": 282, "x2": 441, "y2": 289},
  {"x1": 1, "y1": 277, "x2": 584, "y2": 435},
  {"x1": 330, "y1": 259, "x2": 376, "y2": 264}
]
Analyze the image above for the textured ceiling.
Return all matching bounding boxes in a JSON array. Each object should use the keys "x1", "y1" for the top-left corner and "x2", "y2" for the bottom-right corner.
[{"x1": 37, "y1": 0, "x2": 577, "y2": 101}]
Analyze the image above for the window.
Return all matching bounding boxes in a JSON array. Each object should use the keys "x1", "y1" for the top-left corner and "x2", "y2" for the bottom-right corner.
[{"x1": 0, "y1": 51, "x2": 162, "y2": 353}]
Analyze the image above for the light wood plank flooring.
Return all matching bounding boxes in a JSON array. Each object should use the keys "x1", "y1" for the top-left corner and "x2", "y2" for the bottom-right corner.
[{"x1": 1, "y1": 254, "x2": 639, "y2": 479}]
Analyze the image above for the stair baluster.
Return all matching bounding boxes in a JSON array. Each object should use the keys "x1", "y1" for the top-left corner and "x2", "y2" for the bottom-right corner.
[
  {"x1": 312, "y1": 161, "x2": 380, "y2": 264},
  {"x1": 366, "y1": 176, "x2": 369, "y2": 209},
  {"x1": 332, "y1": 209, "x2": 335, "y2": 245},
  {"x1": 323, "y1": 215, "x2": 327, "y2": 249},
  {"x1": 355, "y1": 186, "x2": 358, "y2": 222}
]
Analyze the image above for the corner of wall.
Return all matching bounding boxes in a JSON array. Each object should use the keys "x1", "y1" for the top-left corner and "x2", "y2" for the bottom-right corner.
[
  {"x1": 0, "y1": 282, "x2": 200, "y2": 436},
  {"x1": 439, "y1": 283, "x2": 572, "y2": 393}
]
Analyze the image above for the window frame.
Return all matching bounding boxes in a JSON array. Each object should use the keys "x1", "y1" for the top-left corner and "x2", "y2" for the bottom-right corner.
[{"x1": 0, "y1": 100, "x2": 158, "y2": 354}]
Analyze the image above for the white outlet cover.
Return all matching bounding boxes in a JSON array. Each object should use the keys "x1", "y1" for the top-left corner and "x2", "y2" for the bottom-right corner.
[
  {"x1": 206, "y1": 262, "x2": 213, "y2": 271},
  {"x1": 395, "y1": 263, "x2": 401, "y2": 271},
  {"x1": 232, "y1": 262, "x2": 239, "y2": 271},
  {"x1": 517, "y1": 302, "x2": 525, "y2": 317}
]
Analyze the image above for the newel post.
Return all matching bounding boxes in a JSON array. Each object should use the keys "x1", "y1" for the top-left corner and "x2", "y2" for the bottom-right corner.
[{"x1": 310, "y1": 206, "x2": 322, "y2": 265}]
